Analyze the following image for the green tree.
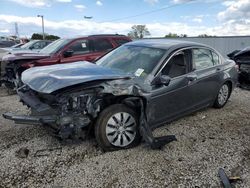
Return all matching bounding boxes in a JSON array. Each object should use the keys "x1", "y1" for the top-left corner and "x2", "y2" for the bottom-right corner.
[
  {"x1": 128, "y1": 25, "x2": 150, "y2": 39},
  {"x1": 164, "y1": 33, "x2": 188, "y2": 38},
  {"x1": 165, "y1": 33, "x2": 179, "y2": 38},
  {"x1": 180, "y1": 34, "x2": 188, "y2": 37},
  {"x1": 46, "y1": 34, "x2": 60, "y2": 40},
  {"x1": 31, "y1": 33, "x2": 43, "y2": 40},
  {"x1": 31, "y1": 33, "x2": 60, "y2": 40},
  {"x1": 198, "y1": 34, "x2": 215, "y2": 38}
]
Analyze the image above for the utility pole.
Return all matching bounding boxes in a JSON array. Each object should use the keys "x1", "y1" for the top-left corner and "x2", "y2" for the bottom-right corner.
[
  {"x1": 37, "y1": 15, "x2": 45, "y2": 40},
  {"x1": 14, "y1": 22, "x2": 19, "y2": 37}
]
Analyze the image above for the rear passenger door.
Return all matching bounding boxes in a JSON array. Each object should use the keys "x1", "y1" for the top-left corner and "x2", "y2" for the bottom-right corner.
[
  {"x1": 188, "y1": 48, "x2": 223, "y2": 108},
  {"x1": 89, "y1": 38, "x2": 114, "y2": 61}
]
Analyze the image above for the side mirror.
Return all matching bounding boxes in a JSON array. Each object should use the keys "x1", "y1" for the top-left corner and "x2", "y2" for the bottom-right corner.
[
  {"x1": 63, "y1": 49, "x2": 74, "y2": 57},
  {"x1": 160, "y1": 75, "x2": 171, "y2": 86},
  {"x1": 152, "y1": 74, "x2": 171, "y2": 86},
  {"x1": 29, "y1": 46, "x2": 34, "y2": 50}
]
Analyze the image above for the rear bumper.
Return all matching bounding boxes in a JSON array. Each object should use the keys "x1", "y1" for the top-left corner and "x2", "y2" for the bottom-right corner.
[{"x1": 0, "y1": 60, "x2": 7, "y2": 78}]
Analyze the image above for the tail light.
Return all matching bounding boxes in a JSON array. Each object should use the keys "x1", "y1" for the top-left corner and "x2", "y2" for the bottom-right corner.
[{"x1": 21, "y1": 63, "x2": 35, "y2": 68}]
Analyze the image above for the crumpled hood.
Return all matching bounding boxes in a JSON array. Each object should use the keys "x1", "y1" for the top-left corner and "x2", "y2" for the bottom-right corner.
[
  {"x1": 228, "y1": 48, "x2": 250, "y2": 64},
  {"x1": 22, "y1": 61, "x2": 131, "y2": 94}
]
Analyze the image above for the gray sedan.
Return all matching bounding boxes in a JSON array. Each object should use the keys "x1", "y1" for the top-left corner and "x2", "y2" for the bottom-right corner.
[{"x1": 3, "y1": 40, "x2": 238, "y2": 151}]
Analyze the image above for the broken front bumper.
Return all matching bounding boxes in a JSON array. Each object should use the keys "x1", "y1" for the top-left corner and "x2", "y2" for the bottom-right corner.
[
  {"x1": 2, "y1": 113, "x2": 56, "y2": 125},
  {"x1": 2, "y1": 85, "x2": 58, "y2": 125}
]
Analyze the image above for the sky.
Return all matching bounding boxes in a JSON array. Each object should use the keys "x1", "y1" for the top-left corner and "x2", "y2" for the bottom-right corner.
[{"x1": 0, "y1": 0, "x2": 250, "y2": 38}]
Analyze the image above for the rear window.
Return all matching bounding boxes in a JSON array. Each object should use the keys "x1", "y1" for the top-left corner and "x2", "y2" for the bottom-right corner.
[
  {"x1": 212, "y1": 51, "x2": 220, "y2": 65},
  {"x1": 193, "y1": 48, "x2": 214, "y2": 70},
  {"x1": 93, "y1": 39, "x2": 113, "y2": 52},
  {"x1": 114, "y1": 38, "x2": 131, "y2": 46}
]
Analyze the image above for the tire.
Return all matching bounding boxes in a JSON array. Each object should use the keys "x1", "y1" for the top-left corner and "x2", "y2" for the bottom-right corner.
[
  {"x1": 213, "y1": 82, "x2": 231, "y2": 108},
  {"x1": 95, "y1": 104, "x2": 141, "y2": 151}
]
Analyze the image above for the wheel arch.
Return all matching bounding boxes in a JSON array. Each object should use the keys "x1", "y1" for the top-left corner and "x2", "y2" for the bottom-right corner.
[
  {"x1": 101, "y1": 94, "x2": 147, "y2": 115},
  {"x1": 223, "y1": 79, "x2": 233, "y2": 96}
]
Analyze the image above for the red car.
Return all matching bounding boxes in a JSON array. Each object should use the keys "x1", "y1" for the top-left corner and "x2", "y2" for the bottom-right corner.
[{"x1": 0, "y1": 34, "x2": 131, "y2": 89}]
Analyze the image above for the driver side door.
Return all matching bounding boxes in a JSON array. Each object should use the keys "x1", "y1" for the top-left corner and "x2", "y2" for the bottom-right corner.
[
  {"x1": 60, "y1": 39, "x2": 94, "y2": 63},
  {"x1": 147, "y1": 49, "x2": 193, "y2": 127}
]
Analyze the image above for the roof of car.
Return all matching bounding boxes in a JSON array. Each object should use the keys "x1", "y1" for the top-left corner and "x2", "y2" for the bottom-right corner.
[
  {"x1": 70, "y1": 34, "x2": 129, "y2": 39},
  {"x1": 126, "y1": 39, "x2": 207, "y2": 50}
]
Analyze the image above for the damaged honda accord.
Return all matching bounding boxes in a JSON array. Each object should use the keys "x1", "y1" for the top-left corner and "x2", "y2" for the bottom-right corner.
[{"x1": 3, "y1": 40, "x2": 238, "y2": 151}]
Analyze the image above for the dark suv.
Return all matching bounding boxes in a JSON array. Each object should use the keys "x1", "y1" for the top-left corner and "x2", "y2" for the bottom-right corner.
[{"x1": 0, "y1": 34, "x2": 131, "y2": 89}]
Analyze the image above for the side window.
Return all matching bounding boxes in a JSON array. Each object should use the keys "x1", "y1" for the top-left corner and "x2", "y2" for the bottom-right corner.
[
  {"x1": 32, "y1": 42, "x2": 42, "y2": 49},
  {"x1": 69, "y1": 40, "x2": 90, "y2": 55},
  {"x1": 93, "y1": 38, "x2": 113, "y2": 52},
  {"x1": 192, "y1": 48, "x2": 214, "y2": 70},
  {"x1": 161, "y1": 50, "x2": 189, "y2": 78},
  {"x1": 212, "y1": 51, "x2": 220, "y2": 65},
  {"x1": 114, "y1": 38, "x2": 130, "y2": 46},
  {"x1": 39, "y1": 41, "x2": 47, "y2": 48}
]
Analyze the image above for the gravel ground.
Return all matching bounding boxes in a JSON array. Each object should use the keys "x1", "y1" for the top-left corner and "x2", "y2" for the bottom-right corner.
[{"x1": 0, "y1": 87, "x2": 249, "y2": 188}]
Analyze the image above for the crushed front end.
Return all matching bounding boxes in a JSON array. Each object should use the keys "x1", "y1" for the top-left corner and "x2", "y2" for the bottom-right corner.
[
  {"x1": 239, "y1": 63, "x2": 250, "y2": 89},
  {"x1": 3, "y1": 85, "x2": 103, "y2": 139}
]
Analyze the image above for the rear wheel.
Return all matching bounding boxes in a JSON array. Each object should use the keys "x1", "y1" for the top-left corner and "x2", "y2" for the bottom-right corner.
[
  {"x1": 214, "y1": 83, "x2": 231, "y2": 108},
  {"x1": 95, "y1": 104, "x2": 141, "y2": 151}
]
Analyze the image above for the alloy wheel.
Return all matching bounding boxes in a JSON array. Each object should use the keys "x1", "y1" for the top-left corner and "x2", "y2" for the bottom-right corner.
[
  {"x1": 218, "y1": 84, "x2": 229, "y2": 106},
  {"x1": 106, "y1": 112, "x2": 137, "y2": 147}
]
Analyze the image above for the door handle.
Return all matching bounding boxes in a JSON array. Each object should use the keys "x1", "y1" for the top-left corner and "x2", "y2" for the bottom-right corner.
[
  {"x1": 186, "y1": 74, "x2": 197, "y2": 82},
  {"x1": 216, "y1": 67, "x2": 221, "y2": 71}
]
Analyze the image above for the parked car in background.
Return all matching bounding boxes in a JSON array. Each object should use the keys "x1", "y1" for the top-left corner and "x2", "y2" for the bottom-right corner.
[
  {"x1": 228, "y1": 48, "x2": 250, "y2": 89},
  {"x1": 0, "y1": 34, "x2": 131, "y2": 89},
  {"x1": 3, "y1": 43, "x2": 24, "y2": 49},
  {"x1": 3, "y1": 40, "x2": 238, "y2": 151},
  {"x1": 4, "y1": 40, "x2": 51, "y2": 53},
  {"x1": 0, "y1": 40, "x2": 16, "y2": 48}
]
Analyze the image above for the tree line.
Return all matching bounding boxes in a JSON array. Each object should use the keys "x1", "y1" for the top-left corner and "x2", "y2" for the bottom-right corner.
[
  {"x1": 31, "y1": 33, "x2": 60, "y2": 40},
  {"x1": 17, "y1": 26, "x2": 215, "y2": 41},
  {"x1": 127, "y1": 25, "x2": 215, "y2": 39}
]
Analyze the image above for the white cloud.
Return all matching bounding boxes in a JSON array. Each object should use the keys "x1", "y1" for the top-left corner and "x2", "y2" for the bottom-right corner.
[
  {"x1": 172, "y1": 0, "x2": 193, "y2": 4},
  {"x1": 218, "y1": 0, "x2": 250, "y2": 21},
  {"x1": 222, "y1": 1, "x2": 234, "y2": 6},
  {"x1": 0, "y1": 29, "x2": 10, "y2": 33},
  {"x1": 9, "y1": 0, "x2": 49, "y2": 7},
  {"x1": 181, "y1": 15, "x2": 206, "y2": 23},
  {"x1": 96, "y1": 1, "x2": 103, "y2": 6},
  {"x1": 144, "y1": 0, "x2": 159, "y2": 5},
  {"x1": 192, "y1": 18, "x2": 202, "y2": 23},
  {"x1": 55, "y1": 0, "x2": 71, "y2": 2},
  {"x1": 1, "y1": 14, "x2": 250, "y2": 38},
  {"x1": 8, "y1": 0, "x2": 71, "y2": 8},
  {"x1": 74, "y1": 4, "x2": 86, "y2": 12}
]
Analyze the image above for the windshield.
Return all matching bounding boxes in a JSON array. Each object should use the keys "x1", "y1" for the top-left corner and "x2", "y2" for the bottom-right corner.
[
  {"x1": 20, "y1": 41, "x2": 37, "y2": 49},
  {"x1": 39, "y1": 39, "x2": 70, "y2": 54},
  {"x1": 96, "y1": 45, "x2": 166, "y2": 77}
]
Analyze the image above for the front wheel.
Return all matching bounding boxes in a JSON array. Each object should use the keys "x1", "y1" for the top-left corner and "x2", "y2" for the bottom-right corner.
[
  {"x1": 95, "y1": 104, "x2": 141, "y2": 151},
  {"x1": 213, "y1": 83, "x2": 231, "y2": 108}
]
